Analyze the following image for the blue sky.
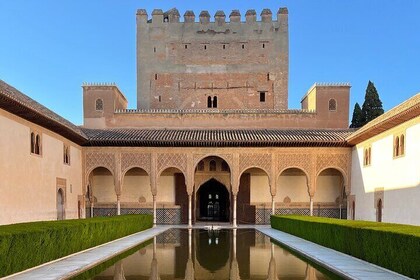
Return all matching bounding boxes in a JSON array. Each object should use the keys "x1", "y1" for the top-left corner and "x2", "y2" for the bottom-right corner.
[{"x1": 0, "y1": 0, "x2": 419, "y2": 125}]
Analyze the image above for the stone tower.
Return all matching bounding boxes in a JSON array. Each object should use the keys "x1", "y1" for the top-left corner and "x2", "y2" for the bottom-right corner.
[{"x1": 136, "y1": 8, "x2": 289, "y2": 110}]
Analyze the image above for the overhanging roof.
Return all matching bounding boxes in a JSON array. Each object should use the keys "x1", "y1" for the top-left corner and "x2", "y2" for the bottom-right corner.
[
  {"x1": 346, "y1": 93, "x2": 420, "y2": 145},
  {"x1": 82, "y1": 128, "x2": 354, "y2": 147},
  {"x1": 0, "y1": 80, "x2": 88, "y2": 145}
]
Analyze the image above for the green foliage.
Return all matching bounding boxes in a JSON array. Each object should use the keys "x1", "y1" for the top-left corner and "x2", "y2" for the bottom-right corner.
[
  {"x1": 349, "y1": 102, "x2": 364, "y2": 128},
  {"x1": 271, "y1": 215, "x2": 420, "y2": 279},
  {"x1": 0, "y1": 214, "x2": 153, "y2": 277},
  {"x1": 361, "y1": 80, "x2": 384, "y2": 125}
]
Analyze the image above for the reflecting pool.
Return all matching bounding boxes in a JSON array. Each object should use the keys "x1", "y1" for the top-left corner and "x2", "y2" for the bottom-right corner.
[{"x1": 80, "y1": 229, "x2": 334, "y2": 279}]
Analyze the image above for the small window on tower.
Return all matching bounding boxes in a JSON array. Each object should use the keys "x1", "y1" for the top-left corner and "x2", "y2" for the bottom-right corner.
[
  {"x1": 185, "y1": 44, "x2": 188, "y2": 49},
  {"x1": 329, "y1": 99, "x2": 337, "y2": 111},
  {"x1": 212, "y1": 96, "x2": 218, "y2": 108},
  {"x1": 259, "y1": 91, "x2": 266, "y2": 102},
  {"x1": 153, "y1": 47, "x2": 156, "y2": 53},
  {"x1": 154, "y1": 74, "x2": 158, "y2": 80},
  {"x1": 262, "y1": 43, "x2": 265, "y2": 49},
  {"x1": 158, "y1": 96, "x2": 161, "y2": 102},
  {"x1": 95, "y1": 99, "x2": 104, "y2": 111},
  {"x1": 242, "y1": 44, "x2": 245, "y2": 49},
  {"x1": 223, "y1": 44, "x2": 226, "y2": 49},
  {"x1": 204, "y1": 45, "x2": 207, "y2": 50}
]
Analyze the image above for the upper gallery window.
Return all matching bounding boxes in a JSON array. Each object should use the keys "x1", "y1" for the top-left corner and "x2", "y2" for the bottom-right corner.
[
  {"x1": 363, "y1": 146, "x2": 371, "y2": 166},
  {"x1": 30, "y1": 131, "x2": 42, "y2": 155},
  {"x1": 209, "y1": 160, "x2": 217, "y2": 171},
  {"x1": 63, "y1": 144, "x2": 70, "y2": 165},
  {"x1": 394, "y1": 133, "x2": 405, "y2": 157}
]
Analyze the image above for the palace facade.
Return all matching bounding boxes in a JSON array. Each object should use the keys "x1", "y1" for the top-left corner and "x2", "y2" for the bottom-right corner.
[{"x1": 0, "y1": 8, "x2": 418, "y2": 226}]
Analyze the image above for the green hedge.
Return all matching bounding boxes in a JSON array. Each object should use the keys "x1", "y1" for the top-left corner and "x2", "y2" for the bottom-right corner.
[
  {"x1": 0, "y1": 214, "x2": 153, "y2": 277},
  {"x1": 271, "y1": 215, "x2": 420, "y2": 279}
]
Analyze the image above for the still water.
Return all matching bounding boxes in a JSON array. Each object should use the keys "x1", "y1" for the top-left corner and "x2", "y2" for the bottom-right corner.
[{"x1": 80, "y1": 228, "x2": 334, "y2": 280}]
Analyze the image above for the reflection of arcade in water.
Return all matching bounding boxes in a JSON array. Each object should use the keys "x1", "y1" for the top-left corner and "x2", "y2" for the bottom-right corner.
[{"x1": 95, "y1": 229, "x2": 331, "y2": 279}]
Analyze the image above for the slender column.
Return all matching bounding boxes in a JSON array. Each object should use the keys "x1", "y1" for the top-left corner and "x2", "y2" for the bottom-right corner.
[
  {"x1": 90, "y1": 201, "x2": 94, "y2": 218},
  {"x1": 233, "y1": 194, "x2": 237, "y2": 227},
  {"x1": 309, "y1": 195, "x2": 314, "y2": 216},
  {"x1": 188, "y1": 194, "x2": 192, "y2": 228},
  {"x1": 116, "y1": 194, "x2": 121, "y2": 215},
  {"x1": 153, "y1": 195, "x2": 157, "y2": 226},
  {"x1": 271, "y1": 195, "x2": 275, "y2": 216}
]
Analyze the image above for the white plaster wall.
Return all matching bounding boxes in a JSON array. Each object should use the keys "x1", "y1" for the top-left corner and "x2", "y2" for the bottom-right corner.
[
  {"x1": 350, "y1": 118, "x2": 420, "y2": 225},
  {"x1": 122, "y1": 175, "x2": 152, "y2": 202},
  {"x1": 250, "y1": 174, "x2": 271, "y2": 204},
  {"x1": 93, "y1": 174, "x2": 115, "y2": 203},
  {"x1": 157, "y1": 175, "x2": 175, "y2": 203},
  {"x1": 0, "y1": 110, "x2": 83, "y2": 225},
  {"x1": 276, "y1": 175, "x2": 309, "y2": 203},
  {"x1": 314, "y1": 175, "x2": 341, "y2": 203}
]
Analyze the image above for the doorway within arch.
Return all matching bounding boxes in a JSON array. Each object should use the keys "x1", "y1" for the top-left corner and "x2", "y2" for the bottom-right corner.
[
  {"x1": 197, "y1": 179, "x2": 229, "y2": 222},
  {"x1": 57, "y1": 188, "x2": 65, "y2": 220}
]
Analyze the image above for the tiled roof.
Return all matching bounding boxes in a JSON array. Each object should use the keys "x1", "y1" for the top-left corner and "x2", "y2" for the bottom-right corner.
[
  {"x1": 82, "y1": 128, "x2": 354, "y2": 147},
  {"x1": 0, "y1": 80, "x2": 87, "y2": 144},
  {"x1": 347, "y1": 93, "x2": 420, "y2": 145}
]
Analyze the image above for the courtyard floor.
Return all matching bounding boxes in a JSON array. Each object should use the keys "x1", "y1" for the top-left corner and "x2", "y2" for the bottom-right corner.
[{"x1": 4, "y1": 224, "x2": 412, "y2": 280}]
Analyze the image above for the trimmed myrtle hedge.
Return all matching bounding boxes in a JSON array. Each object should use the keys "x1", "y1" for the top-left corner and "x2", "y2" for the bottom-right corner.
[
  {"x1": 271, "y1": 215, "x2": 420, "y2": 279},
  {"x1": 0, "y1": 214, "x2": 153, "y2": 277}
]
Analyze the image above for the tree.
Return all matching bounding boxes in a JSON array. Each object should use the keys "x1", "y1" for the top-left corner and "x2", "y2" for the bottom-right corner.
[
  {"x1": 350, "y1": 102, "x2": 364, "y2": 128},
  {"x1": 361, "y1": 81, "x2": 384, "y2": 125}
]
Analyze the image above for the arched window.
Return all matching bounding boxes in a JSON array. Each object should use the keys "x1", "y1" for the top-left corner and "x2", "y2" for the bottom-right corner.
[
  {"x1": 328, "y1": 99, "x2": 337, "y2": 111},
  {"x1": 207, "y1": 96, "x2": 212, "y2": 108},
  {"x1": 377, "y1": 199, "x2": 382, "y2": 222},
  {"x1": 213, "y1": 96, "x2": 218, "y2": 108},
  {"x1": 197, "y1": 160, "x2": 204, "y2": 171},
  {"x1": 35, "y1": 134, "x2": 41, "y2": 155},
  {"x1": 209, "y1": 160, "x2": 216, "y2": 171},
  {"x1": 400, "y1": 134, "x2": 405, "y2": 155},
  {"x1": 63, "y1": 145, "x2": 70, "y2": 165},
  {"x1": 95, "y1": 99, "x2": 103, "y2": 111},
  {"x1": 221, "y1": 161, "x2": 229, "y2": 172},
  {"x1": 394, "y1": 136, "x2": 400, "y2": 157},
  {"x1": 30, "y1": 132, "x2": 35, "y2": 153}
]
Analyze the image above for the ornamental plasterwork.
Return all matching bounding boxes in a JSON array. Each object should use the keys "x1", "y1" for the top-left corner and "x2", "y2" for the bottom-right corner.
[
  {"x1": 193, "y1": 153, "x2": 234, "y2": 169},
  {"x1": 316, "y1": 153, "x2": 349, "y2": 178},
  {"x1": 239, "y1": 153, "x2": 271, "y2": 175},
  {"x1": 121, "y1": 152, "x2": 151, "y2": 176},
  {"x1": 157, "y1": 153, "x2": 187, "y2": 175},
  {"x1": 277, "y1": 153, "x2": 312, "y2": 178},
  {"x1": 86, "y1": 152, "x2": 115, "y2": 177}
]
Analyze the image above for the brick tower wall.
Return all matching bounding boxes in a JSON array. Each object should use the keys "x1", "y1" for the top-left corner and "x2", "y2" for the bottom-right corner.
[{"x1": 136, "y1": 8, "x2": 289, "y2": 110}]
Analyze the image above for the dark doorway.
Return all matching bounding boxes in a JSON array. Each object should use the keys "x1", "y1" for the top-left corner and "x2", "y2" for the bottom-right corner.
[{"x1": 197, "y1": 179, "x2": 229, "y2": 222}]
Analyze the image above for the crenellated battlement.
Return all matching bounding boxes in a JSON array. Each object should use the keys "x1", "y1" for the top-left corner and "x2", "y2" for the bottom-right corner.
[{"x1": 136, "y1": 8, "x2": 288, "y2": 24}]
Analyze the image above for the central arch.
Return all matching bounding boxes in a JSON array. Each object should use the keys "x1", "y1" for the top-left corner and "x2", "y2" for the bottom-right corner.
[{"x1": 196, "y1": 179, "x2": 230, "y2": 222}]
